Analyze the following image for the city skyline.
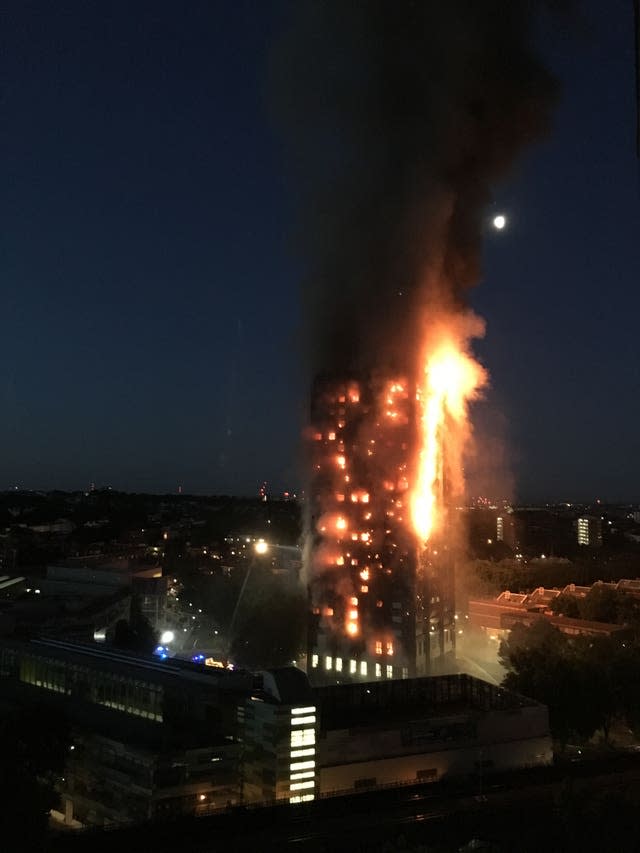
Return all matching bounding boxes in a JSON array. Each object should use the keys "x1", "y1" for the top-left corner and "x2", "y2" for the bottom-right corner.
[{"x1": 4, "y1": 0, "x2": 639, "y2": 501}]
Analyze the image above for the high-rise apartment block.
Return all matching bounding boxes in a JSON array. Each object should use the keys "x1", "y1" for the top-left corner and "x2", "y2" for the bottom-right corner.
[{"x1": 307, "y1": 374, "x2": 455, "y2": 683}]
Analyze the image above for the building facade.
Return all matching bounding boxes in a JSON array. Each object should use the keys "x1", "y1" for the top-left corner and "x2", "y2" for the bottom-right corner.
[{"x1": 307, "y1": 374, "x2": 455, "y2": 683}]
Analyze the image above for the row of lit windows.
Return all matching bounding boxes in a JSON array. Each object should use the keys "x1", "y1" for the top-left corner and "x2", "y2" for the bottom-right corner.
[
  {"x1": 289, "y1": 708, "x2": 316, "y2": 803},
  {"x1": 311, "y1": 655, "x2": 394, "y2": 679},
  {"x1": 18, "y1": 654, "x2": 163, "y2": 721}
]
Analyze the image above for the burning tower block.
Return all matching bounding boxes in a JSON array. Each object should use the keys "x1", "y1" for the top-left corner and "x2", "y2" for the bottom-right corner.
[{"x1": 307, "y1": 373, "x2": 456, "y2": 682}]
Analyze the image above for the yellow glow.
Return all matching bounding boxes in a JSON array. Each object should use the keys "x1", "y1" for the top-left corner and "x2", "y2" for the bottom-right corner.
[
  {"x1": 347, "y1": 621, "x2": 358, "y2": 636},
  {"x1": 254, "y1": 539, "x2": 268, "y2": 555},
  {"x1": 411, "y1": 330, "x2": 486, "y2": 543}
]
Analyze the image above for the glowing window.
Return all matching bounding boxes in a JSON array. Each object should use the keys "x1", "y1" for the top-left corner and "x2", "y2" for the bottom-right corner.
[
  {"x1": 350, "y1": 597, "x2": 358, "y2": 606},
  {"x1": 291, "y1": 716, "x2": 316, "y2": 726},
  {"x1": 386, "y1": 665, "x2": 393, "y2": 679},
  {"x1": 325, "y1": 656, "x2": 332, "y2": 670},
  {"x1": 335, "y1": 657, "x2": 343, "y2": 672},
  {"x1": 375, "y1": 641, "x2": 383, "y2": 655},
  {"x1": 290, "y1": 761, "x2": 315, "y2": 771},
  {"x1": 375, "y1": 663, "x2": 382, "y2": 678},
  {"x1": 290, "y1": 731, "x2": 315, "y2": 747},
  {"x1": 386, "y1": 642, "x2": 394, "y2": 656},
  {"x1": 290, "y1": 771, "x2": 315, "y2": 780},
  {"x1": 311, "y1": 654, "x2": 318, "y2": 668},
  {"x1": 350, "y1": 660, "x2": 357, "y2": 674},
  {"x1": 290, "y1": 781, "x2": 315, "y2": 791},
  {"x1": 291, "y1": 706, "x2": 316, "y2": 715},
  {"x1": 360, "y1": 661, "x2": 367, "y2": 676},
  {"x1": 291, "y1": 748, "x2": 315, "y2": 758},
  {"x1": 360, "y1": 585, "x2": 368, "y2": 593}
]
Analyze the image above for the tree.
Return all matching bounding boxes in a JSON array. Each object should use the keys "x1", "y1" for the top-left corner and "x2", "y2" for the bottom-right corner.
[
  {"x1": 229, "y1": 573, "x2": 307, "y2": 669},
  {"x1": 111, "y1": 595, "x2": 158, "y2": 655},
  {"x1": 499, "y1": 620, "x2": 619, "y2": 746},
  {"x1": 550, "y1": 592, "x2": 580, "y2": 619}
]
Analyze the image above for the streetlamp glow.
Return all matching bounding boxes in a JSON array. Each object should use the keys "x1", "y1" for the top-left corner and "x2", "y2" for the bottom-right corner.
[
  {"x1": 160, "y1": 630, "x2": 175, "y2": 644},
  {"x1": 492, "y1": 214, "x2": 507, "y2": 230},
  {"x1": 254, "y1": 540, "x2": 269, "y2": 555}
]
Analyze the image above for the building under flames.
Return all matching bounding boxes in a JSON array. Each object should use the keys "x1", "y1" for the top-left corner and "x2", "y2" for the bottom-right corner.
[{"x1": 307, "y1": 374, "x2": 457, "y2": 682}]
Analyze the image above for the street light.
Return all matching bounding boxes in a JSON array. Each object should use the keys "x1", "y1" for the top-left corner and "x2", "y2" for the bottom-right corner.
[
  {"x1": 227, "y1": 540, "x2": 269, "y2": 654},
  {"x1": 254, "y1": 539, "x2": 269, "y2": 555}
]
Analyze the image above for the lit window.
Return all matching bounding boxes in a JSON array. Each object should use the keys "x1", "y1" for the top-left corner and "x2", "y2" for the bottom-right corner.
[
  {"x1": 291, "y1": 748, "x2": 315, "y2": 758},
  {"x1": 291, "y1": 716, "x2": 316, "y2": 726},
  {"x1": 325, "y1": 656, "x2": 332, "y2": 670},
  {"x1": 350, "y1": 597, "x2": 358, "y2": 606},
  {"x1": 291, "y1": 706, "x2": 316, "y2": 715},
  {"x1": 335, "y1": 657, "x2": 343, "y2": 672},
  {"x1": 290, "y1": 760, "x2": 316, "y2": 771},
  {"x1": 360, "y1": 585, "x2": 368, "y2": 593},
  {"x1": 290, "y1": 728, "x2": 315, "y2": 747},
  {"x1": 375, "y1": 641, "x2": 383, "y2": 655},
  {"x1": 360, "y1": 661, "x2": 367, "y2": 676},
  {"x1": 386, "y1": 665, "x2": 393, "y2": 679},
  {"x1": 375, "y1": 663, "x2": 382, "y2": 678},
  {"x1": 350, "y1": 660, "x2": 357, "y2": 674},
  {"x1": 386, "y1": 642, "x2": 394, "y2": 656},
  {"x1": 290, "y1": 771, "x2": 315, "y2": 780},
  {"x1": 290, "y1": 781, "x2": 315, "y2": 791},
  {"x1": 311, "y1": 654, "x2": 318, "y2": 669}
]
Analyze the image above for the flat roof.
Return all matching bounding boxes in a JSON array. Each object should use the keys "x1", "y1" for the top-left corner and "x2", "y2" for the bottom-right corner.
[{"x1": 1, "y1": 636, "x2": 253, "y2": 693}]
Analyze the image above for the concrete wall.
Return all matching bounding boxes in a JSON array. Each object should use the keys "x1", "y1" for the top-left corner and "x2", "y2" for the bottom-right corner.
[{"x1": 319, "y1": 735, "x2": 552, "y2": 795}]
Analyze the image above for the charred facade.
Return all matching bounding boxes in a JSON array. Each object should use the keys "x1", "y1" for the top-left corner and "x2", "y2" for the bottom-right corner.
[{"x1": 307, "y1": 374, "x2": 455, "y2": 682}]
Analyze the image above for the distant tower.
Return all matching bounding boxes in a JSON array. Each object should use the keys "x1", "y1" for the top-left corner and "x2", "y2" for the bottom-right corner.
[{"x1": 306, "y1": 373, "x2": 455, "y2": 683}]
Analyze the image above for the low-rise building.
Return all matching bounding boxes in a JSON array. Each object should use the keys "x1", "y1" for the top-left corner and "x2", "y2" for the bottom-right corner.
[{"x1": 315, "y1": 674, "x2": 551, "y2": 795}]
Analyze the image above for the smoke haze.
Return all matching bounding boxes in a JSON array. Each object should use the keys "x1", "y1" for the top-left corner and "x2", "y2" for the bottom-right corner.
[{"x1": 274, "y1": 0, "x2": 560, "y2": 378}]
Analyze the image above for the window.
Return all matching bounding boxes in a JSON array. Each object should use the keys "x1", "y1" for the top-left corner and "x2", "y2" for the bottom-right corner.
[{"x1": 375, "y1": 641, "x2": 383, "y2": 655}]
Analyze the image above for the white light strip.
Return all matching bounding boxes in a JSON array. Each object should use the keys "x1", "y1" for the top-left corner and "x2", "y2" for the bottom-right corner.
[
  {"x1": 290, "y1": 781, "x2": 315, "y2": 791},
  {"x1": 290, "y1": 794, "x2": 315, "y2": 803},
  {"x1": 291, "y1": 716, "x2": 316, "y2": 726},
  {"x1": 290, "y1": 760, "x2": 315, "y2": 771},
  {"x1": 291, "y1": 706, "x2": 316, "y2": 715},
  {"x1": 290, "y1": 730, "x2": 315, "y2": 746},
  {"x1": 290, "y1": 748, "x2": 315, "y2": 758},
  {"x1": 290, "y1": 771, "x2": 315, "y2": 780}
]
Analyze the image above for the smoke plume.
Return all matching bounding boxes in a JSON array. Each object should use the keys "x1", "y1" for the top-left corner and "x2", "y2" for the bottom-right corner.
[{"x1": 274, "y1": 0, "x2": 559, "y2": 378}]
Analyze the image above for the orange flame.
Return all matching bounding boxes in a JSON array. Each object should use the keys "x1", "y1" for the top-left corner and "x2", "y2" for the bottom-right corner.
[{"x1": 411, "y1": 317, "x2": 487, "y2": 544}]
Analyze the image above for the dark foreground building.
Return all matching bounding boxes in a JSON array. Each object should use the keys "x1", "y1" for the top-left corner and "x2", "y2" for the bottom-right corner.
[{"x1": 0, "y1": 637, "x2": 551, "y2": 829}]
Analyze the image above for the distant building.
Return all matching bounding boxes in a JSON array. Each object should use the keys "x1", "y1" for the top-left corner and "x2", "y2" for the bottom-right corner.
[{"x1": 576, "y1": 516, "x2": 602, "y2": 547}]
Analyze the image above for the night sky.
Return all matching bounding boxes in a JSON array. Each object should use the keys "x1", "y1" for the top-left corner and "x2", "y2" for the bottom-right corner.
[{"x1": 4, "y1": 0, "x2": 639, "y2": 501}]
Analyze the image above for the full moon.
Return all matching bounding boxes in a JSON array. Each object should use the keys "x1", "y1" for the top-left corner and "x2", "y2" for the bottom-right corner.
[{"x1": 493, "y1": 214, "x2": 507, "y2": 230}]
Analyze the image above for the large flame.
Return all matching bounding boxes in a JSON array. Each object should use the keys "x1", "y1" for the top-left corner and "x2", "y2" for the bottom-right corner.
[{"x1": 411, "y1": 317, "x2": 487, "y2": 544}]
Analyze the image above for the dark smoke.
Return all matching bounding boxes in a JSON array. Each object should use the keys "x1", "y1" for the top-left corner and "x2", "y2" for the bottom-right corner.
[{"x1": 274, "y1": 0, "x2": 560, "y2": 377}]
